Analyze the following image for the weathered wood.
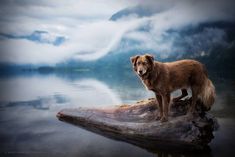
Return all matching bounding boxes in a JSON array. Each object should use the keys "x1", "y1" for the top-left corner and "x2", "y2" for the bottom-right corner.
[{"x1": 56, "y1": 98, "x2": 218, "y2": 151}]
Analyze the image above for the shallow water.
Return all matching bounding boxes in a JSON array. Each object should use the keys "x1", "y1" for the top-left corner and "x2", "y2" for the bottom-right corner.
[{"x1": 0, "y1": 71, "x2": 235, "y2": 157}]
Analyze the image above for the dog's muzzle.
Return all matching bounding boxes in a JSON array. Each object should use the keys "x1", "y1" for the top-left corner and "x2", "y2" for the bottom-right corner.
[{"x1": 138, "y1": 70, "x2": 147, "y2": 77}]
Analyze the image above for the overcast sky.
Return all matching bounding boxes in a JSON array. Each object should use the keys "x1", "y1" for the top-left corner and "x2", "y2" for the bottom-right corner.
[{"x1": 0, "y1": 0, "x2": 234, "y2": 64}]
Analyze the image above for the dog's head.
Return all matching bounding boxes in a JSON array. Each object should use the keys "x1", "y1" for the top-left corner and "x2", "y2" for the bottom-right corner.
[{"x1": 130, "y1": 54, "x2": 154, "y2": 78}]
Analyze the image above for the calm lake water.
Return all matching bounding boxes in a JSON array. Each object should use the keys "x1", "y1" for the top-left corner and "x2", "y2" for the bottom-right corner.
[{"x1": 0, "y1": 70, "x2": 235, "y2": 157}]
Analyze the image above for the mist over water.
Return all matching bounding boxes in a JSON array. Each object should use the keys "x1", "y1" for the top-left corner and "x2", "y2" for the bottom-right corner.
[{"x1": 0, "y1": 69, "x2": 234, "y2": 157}]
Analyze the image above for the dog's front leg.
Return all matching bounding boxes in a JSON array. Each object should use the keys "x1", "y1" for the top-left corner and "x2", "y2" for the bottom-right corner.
[
  {"x1": 161, "y1": 93, "x2": 170, "y2": 122},
  {"x1": 155, "y1": 93, "x2": 163, "y2": 120}
]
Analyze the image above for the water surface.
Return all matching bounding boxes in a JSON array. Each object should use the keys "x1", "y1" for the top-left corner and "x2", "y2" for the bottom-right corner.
[{"x1": 0, "y1": 71, "x2": 235, "y2": 157}]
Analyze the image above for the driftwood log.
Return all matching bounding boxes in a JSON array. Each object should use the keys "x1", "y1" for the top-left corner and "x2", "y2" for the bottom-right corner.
[{"x1": 56, "y1": 98, "x2": 218, "y2": 152}]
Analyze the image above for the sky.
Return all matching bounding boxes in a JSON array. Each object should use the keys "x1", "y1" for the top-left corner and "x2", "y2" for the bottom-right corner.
[{"x1": 0, "y1": 0, "x2": 235, "y2": 64}]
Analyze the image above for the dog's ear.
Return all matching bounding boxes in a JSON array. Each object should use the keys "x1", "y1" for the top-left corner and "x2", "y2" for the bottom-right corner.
[
  {"x1": 130, "y1": 55, "x2": 140, "y2": 66},
  {"x1": 130, "y1": 55, "x2": 140, "y2": 72},
  {"x1": 145, "y1": 54, "x2": 154, "y2": 63}
]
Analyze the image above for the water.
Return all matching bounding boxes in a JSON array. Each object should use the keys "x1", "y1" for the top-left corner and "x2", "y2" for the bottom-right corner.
[{"x1": 0, "y1": 70, "x2": 235, "y2": 157}]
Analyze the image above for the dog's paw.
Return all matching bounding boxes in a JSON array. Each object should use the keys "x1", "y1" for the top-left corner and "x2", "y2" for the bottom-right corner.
[
  {"x1": 186, "y1": 112, "x2": 193, "y2": 118},
  {"x1": 160, "y1": 116, "x2": 168, "y2": 122},
  {"x1": 186, "y1": 111, "x2": 198, "y2": 120},
  {"x1": 172, "y1": 98, "x2": 179, "y2": 103},
  {"x1": 155, "y1": 114, "x2": 162, "y2": 121}
]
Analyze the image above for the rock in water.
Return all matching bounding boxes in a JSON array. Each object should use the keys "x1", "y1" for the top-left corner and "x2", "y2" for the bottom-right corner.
[{"x1": 56, "y1": 98, "x2": 218, "y2": 151}]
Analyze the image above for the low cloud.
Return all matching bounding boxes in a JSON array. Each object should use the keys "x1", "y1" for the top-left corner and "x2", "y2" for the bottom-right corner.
[{"x1": 0, "y1": 0, "x2": 234, "y2": 64}]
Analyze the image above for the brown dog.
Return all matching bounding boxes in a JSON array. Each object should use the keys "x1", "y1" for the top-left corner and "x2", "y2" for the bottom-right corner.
[{"x1": 130, "y1": 54, "x2": 215, "y2": 122}]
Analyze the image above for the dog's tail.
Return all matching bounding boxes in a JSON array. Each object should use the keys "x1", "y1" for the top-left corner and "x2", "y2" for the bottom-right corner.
[{"x1": 199, "y1": 78, "x2": 216, "y2": 111}]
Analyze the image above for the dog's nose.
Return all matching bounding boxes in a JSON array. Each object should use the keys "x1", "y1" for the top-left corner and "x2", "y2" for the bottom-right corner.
[{"x1": 138, "y1": 70, "x2": 143, "y2": 75}]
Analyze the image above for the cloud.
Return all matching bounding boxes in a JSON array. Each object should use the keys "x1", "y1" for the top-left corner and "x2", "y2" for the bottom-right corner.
[
  {"x1": 0, "y1": 0, "x2": 133, "y2": 35},
  {"x1": 0, "y1": 0, "x2": 135, "y2": 64},
  {"x1": 0, "y1": 30, "x2": 65, "y2": 46},
  {"x1": 0, "y1": 19, "x2": 144, "y2": 64},
  {"x1": 113, "y1": 0, "x2": 235, "y2": 58},
  {"x1": 0, "y1": 0, "x2": 234, "y2": 64}
]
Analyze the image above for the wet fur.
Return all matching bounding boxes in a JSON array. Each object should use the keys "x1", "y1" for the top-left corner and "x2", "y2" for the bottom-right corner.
[{"x1": 130, "y1": 54, "x2": 215, "y2": 122}]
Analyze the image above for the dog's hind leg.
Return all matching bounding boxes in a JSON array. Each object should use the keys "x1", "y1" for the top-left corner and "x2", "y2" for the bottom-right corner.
[
  {"x1": 173, "y1": 89, "x2": 188, "y2": 102},
  {"x1": 188, "y1": 86, "x2": 200, "y2": 115}
]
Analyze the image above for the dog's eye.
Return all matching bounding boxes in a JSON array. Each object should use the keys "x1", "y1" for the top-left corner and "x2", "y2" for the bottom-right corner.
[
  {"x1": 143, "y1": 61, "x2": 147, "y2": 65},
  {"x1": 137, "y1": 62, "x2": 141, "y2": 65}
]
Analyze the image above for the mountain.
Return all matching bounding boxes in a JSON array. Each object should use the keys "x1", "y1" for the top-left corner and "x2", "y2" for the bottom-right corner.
[{"x1": 109, "y1": 5, "x2": 158, "y2": 21}]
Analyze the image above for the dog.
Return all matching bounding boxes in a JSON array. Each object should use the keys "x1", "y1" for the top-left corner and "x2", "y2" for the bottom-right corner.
[{"x1": 130, "y1": 54, "x2": 215, "y2": 122}]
